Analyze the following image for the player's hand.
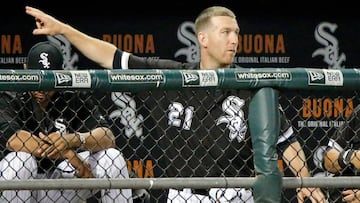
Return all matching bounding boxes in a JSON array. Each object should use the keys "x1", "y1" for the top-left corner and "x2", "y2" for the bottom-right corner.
[
  {"x1": 342, "y1": 189, "x2": 360, "y2": 203},
  {"x1": 39, "y1": 132, "x2": 69, "y2": 158},
  {"x1": 297, "y1": 187, "x2": 327, "y2": 203},
  {"x1": 25, "y1": 6, "x2": 65, "y2": 36},
  {"x1": 75, "y1": 160, "x2": 94, "y2": 178},
  {"x1": 66, "y1": 152, "x2": 95, "y2": 178},
  {"x1": 350, "y1": 151, "x2": 360, "y2": 170},
  {"x1": 36, "y1": 139, "x2": 51, "y2": 157}
]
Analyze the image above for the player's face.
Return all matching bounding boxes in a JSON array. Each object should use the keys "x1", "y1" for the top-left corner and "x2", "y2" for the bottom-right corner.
[
  {"x1": 31, "y1": 91, "x2": 56, "y2": 105},
  {"x1": 205, "y1": 16, "x2": 239, "y2": 67}
]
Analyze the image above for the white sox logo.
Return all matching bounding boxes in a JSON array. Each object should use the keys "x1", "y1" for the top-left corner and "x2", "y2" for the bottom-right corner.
[
  {"x1": 174, "y1": 21, "x2": 200, "y2": 63},
  {"x1": 54, "y1": 118, "x2": 67, "y2": 134},
  {"x1": 312, "y1": 22, "x2": 346, "y2": 69},
  {"x1": 38, "y1": 53, "x2": 51, "y2": 69},
  {"x1": 216, "y1": 96, "x2": 247, "y2": 142},
  {"x1": 110, "y1": 92, "x2": 143, "y2": 138}
]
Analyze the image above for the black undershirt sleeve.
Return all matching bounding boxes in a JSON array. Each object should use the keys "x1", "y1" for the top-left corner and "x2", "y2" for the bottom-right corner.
[{"x1": 113, "y1": 49, "x2": 197, "y2": 70}]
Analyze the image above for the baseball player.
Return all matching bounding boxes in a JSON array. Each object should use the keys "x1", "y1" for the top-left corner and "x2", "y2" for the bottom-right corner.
[
  {"x1": 25, "y1": 5, "x2": 325, "y2": 203},
  {"x1": 314, "y1": 104, "x2": 360, "y2": 203},
  {"x1": 0, "y1": 41, "x2": 132, "y2": 203}
]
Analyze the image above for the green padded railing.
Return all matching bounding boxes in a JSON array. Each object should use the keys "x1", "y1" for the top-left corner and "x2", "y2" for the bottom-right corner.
[{"x1": 0, "y1": 67, "x2": 356, "y2": 91}]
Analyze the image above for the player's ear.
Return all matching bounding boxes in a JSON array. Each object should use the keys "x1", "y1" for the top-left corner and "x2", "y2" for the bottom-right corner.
[{"x1": 198, "y1": 32, "x2": 208, "y2": 47}]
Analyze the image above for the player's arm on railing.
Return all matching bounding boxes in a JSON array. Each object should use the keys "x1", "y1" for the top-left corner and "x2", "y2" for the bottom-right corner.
[
  {"x1": 283, "y1": 140, "x2": 326, "y2": 203},
  {"x1": 323, "y1": 148, "x2": 360, "y2": 173},
  {"x1": 322, "y1": 105, "x2": 360, "y2": 174}
]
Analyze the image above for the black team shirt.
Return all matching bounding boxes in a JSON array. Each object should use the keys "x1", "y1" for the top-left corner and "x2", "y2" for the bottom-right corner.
[{"x1": 113, "y1": 50, "x2": 295, "y2": 178}]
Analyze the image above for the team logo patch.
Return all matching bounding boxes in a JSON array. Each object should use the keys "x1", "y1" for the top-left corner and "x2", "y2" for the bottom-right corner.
[
  {"x1": 307, "y1": 69, "x2": 343, "y2": 86},
  {"x1": 181, "y1": 70, "x2": 218, "y2": 87},
  {"x1": 54, "y1": 70, "x2": 91, "y2": 88}
]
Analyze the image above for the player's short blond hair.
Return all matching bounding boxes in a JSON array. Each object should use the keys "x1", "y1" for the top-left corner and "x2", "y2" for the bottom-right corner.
[{"x1": 194, "y1": 6, "x2": 237, "y2": 34}]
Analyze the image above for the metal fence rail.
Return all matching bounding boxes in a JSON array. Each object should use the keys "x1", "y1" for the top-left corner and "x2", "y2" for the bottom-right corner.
[{"x1": 0, "y1": 177, "x2": 359, "y2": 190}]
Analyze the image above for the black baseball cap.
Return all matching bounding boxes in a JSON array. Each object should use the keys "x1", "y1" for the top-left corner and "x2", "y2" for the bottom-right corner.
[{"x1": 27, "y1": 41, "x2": 64, "y2": 70}]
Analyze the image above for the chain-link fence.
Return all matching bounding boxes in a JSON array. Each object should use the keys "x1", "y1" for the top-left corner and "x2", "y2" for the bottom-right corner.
[{"x1": 0, "y1": 68, "x2": 359, "y2": 202}]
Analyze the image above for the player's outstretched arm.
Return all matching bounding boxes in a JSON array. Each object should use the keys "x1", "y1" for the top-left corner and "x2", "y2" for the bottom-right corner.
[{"x1": 25, "y1": 6, "x2": 117, "y2": 69}]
